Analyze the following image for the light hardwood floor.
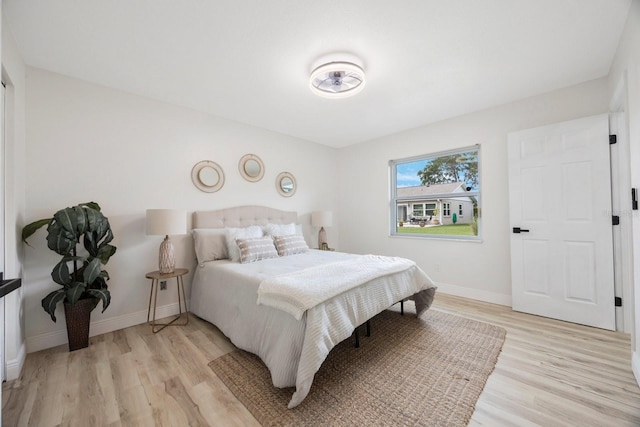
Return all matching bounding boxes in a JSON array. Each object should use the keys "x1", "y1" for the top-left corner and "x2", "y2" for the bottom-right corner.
[{"x1": 3, "y1": 294, "x2": 640, "y2": 426}]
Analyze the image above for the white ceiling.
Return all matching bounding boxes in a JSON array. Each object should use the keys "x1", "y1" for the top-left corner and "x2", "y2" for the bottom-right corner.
[{"x1": 3, "y1": 0, "x2": 632, "y2": 148}]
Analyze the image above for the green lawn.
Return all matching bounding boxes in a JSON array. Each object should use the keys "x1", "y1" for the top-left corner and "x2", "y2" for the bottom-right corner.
[{"x1": 396, "y1": 223, "x2": 475, "y2": 236}]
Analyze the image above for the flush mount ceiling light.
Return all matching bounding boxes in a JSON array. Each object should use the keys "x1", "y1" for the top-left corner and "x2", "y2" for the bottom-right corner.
[{"x1": 309, "y1": 61, "x2": 366, "y2": 99}]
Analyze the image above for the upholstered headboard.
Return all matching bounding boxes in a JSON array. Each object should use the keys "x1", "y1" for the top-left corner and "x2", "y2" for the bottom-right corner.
[{"x1": 193, "y1": 205, "x2": 298, "y2": 229}]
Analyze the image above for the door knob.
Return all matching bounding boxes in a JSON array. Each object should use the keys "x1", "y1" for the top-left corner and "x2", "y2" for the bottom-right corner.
[{"x1": 512, "y1": 227, "x2": 530, "y2": 234}]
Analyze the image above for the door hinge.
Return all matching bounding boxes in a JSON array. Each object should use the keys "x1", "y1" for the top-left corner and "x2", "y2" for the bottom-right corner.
[
  {"x1": 612, "y1": 215, "x2": 620, "y2": 225},
  {"x1": 615, "y1": 297, "x2": 622, "y2": 307},
  {"x1": 609, "y1": 135, "x2": 617, "y2": 144}
]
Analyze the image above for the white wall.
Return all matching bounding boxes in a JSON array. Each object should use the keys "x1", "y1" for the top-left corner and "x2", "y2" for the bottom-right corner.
[
  {"x1": 24, "y1": 68, "x2": 339, "y2": 352},
  {"x1": 2, "y1": 14, "x2": 27, "y2": 379},
  {"x1": 608, "y1": 0, "x2": 640, "y2": 385},
  {"x1": 337, "y1": 78, "x2": 609, "y2": 305}
]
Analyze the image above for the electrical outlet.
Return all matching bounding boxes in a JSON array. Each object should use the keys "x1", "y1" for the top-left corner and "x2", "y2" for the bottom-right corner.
[{"x1": 160, "y1": 280, "x2": 167, "y2": 290}]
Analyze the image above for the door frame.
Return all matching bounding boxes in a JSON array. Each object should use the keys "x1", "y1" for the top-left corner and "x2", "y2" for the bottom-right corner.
[
  {"x1": 0, "y1": 81, "x2": 5, "y2": 382},
  {"x1": 610, "y1": 75, "x2": 634, "y2": 334}
]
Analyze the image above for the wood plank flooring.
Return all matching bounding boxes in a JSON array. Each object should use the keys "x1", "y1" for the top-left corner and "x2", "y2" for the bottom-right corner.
[{"x1": 3, "y1": 294, "x2": 640, "y2": 426}]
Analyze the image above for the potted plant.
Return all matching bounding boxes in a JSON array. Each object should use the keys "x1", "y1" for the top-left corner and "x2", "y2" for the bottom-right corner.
[
  {"x1": 431, "y1": 207, "x2": 440, "y2": 225},
  {"x1": 22, "y1": 202, "x2": 117, "y2": 351}
]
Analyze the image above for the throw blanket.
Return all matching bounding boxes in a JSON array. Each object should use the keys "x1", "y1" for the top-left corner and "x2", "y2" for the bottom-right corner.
[{"x1": 257, "y1": 255, "x2": 415, "y2": 320}]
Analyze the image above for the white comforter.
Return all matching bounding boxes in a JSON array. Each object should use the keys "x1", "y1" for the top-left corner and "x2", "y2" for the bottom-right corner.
[
  {"x1": 189, "y1": 250, "x2": 437, "y2": 408},
  {"x1": 257, "y1": 255, "x2": 417, "y2": 320}
]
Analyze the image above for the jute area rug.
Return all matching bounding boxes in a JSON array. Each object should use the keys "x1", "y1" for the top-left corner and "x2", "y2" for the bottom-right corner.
[{"x1": 209, "y1": 309, "x2": 506, "y2": 426}]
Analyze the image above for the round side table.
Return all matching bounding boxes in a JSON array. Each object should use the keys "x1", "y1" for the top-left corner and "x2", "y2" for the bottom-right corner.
[{"x1": 145, "y1": 268, "x2": 189, "y2": 333}]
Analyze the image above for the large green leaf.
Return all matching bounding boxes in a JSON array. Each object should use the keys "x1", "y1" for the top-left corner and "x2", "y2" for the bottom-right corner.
[
  {"x1": 65, "y1": 282, "x2": 87, "y2": 305},
  {"x1": 99, "y1": 227, "x2": 114, "y2": 247},
  {"x1": 46, "y1": 221, "x2": 76, "y2": 255},
  {"x1": 83, "y1": 258, "x2": 102, "y2": 284},
  {"x1": 82, "y1": 202, "x2": 101, "y2": 212},
  {"x1": 73, "y1": 206, "x2": 88, "y2": 235},
  {"x1": 54, "y1": 207, "x2": 78, "y2": 234},
  {"x1": 96, "y1": 244, "x2": 117, "y2": 264},
  {"x1": 83, "y1": 213, "x2": 100, "y2": 255},
  {"x1": 85, "y1": 210, "x2": 112, "y2": 257},
  {"x1": 85, "y1": 207, "x2": 100, "y2": 234},
  {"x1": 86, "y1": 288, "x2": 111, "y2": 313},
  {"x1": 21, "y1": 218, "x2": 52, "y2": 245},
  {"x1": 51, "y1": 259, "x2": 72, "y2": 285},
  {"x1": 41, "y1": 289, "x2": 66, "y2": 322}
]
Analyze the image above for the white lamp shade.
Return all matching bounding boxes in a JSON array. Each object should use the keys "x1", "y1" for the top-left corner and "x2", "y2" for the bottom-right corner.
[
  {"x1": 311, "y1": 211, "x2": 333, "y2": 228},
  {"x1": 146, "y1": 209, "x2": 187, "y2": 236}
]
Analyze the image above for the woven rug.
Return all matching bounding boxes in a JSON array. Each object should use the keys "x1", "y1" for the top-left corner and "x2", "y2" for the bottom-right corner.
[{"x1": 209, "y1": 309, "x2": 505, "y2": 426}]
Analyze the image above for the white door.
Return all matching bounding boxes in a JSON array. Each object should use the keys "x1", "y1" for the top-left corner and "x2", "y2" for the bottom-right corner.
[{"x1": 508, "y1": 114, "x2": 615, "y2": 330}]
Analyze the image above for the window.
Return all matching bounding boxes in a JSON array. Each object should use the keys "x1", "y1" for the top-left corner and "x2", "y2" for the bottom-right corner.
[
  {"x1": 425, "y1": 203, "x2": 436, "y2": 216},
  {"x1": 390, "y1": 145, "x2": 481, "y2": 239}
]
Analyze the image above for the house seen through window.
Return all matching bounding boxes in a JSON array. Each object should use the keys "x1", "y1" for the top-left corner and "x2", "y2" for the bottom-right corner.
[{"x1": 390, "y1": 146, "x2": 480, "y2": 239}]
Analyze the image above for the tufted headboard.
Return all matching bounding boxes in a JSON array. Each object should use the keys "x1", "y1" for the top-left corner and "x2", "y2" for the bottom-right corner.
[{"x1": 192, "y1": 205, "x2": 298, "y2": 229}]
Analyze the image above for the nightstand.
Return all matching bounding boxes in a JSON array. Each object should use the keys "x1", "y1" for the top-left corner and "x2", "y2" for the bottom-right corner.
[{"x1": 145, "y1": 268, "x2": 189, "y2": 333}]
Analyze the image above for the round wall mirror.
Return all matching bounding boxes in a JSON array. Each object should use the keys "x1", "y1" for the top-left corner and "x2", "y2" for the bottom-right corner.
[
  {"x1": 199, "y1": 166, "x2": 220, "y2": 187},
  {"x1": 239, "y1": 154, "x2": 265, "y2": 182},
  {"x1": 191, "y1": 160, "x2": 225, "y2": 193},
  {"x1": 276, "y1": 172, "x2": 297, "y2": 197}
]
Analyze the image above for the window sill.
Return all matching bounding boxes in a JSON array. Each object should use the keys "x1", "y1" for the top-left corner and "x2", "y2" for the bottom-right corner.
[{"x1": 389, "y1": 233, "x2": 483, "y2": 243}]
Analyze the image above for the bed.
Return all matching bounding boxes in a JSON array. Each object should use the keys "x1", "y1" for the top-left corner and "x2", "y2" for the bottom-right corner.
[{"x1": 189, "y1": 206, "x2": 437, "y2": 408}]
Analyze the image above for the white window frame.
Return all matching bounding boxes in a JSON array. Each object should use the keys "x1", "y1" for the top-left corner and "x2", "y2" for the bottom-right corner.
[
  {"x1": 389, "y1": 145, "x2": 481, "y2": 240},
  {"x1": 443, "y1": 202, "x2": 451, "y2": 217}
]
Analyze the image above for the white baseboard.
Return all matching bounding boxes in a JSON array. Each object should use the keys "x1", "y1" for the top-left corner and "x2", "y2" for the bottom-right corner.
[
  {"x1": 26, "y1": 301, "x2": 186, "y2": 353},
  {"x1": 5, "y1": 343, "x2": 26, "y2": 381},
  {"x1": 633, "y1": 351, "x2": 640, "y2": 389},
  {"x1": 435, "y1": 281, "x2": 512, "y2": 307}
]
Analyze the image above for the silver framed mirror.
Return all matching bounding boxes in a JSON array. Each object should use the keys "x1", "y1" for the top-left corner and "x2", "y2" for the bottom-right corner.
[
  {"x1": 191, "y1": 160, "x2": 225, "y2": 193},
  {"x1": 276, "y1": 171, "x2": 296, "y2": 197},
  {"x1": 238, "y1": 154, "x2": 265, "y2": 182}
]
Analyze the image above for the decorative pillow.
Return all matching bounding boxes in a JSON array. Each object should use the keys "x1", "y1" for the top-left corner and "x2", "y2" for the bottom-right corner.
[
  {"x1": 225, "y1": 225, "x2": 264, "y2": 262},
  {"x1": 192, "y1": 228, "x2": 228, "y2": 265},
  {"x1": 236, "y1": 237, "x2": 279, "y2": 264},
  {"x1": 264, "y1": 222, "x2": 297, "y2": 237},
  {"x1": 274, "y1": 234, "x2": 309, "y2": 257}
]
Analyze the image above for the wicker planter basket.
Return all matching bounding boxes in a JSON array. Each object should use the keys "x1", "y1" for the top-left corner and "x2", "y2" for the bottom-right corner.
[{"x1": 64, "y1": 298, "x2": 95, "y2": 351}]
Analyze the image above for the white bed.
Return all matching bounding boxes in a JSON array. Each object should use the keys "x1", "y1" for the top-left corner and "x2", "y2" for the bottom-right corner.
[{"x1": 189, "y1": 206, "x2": 437, "y2": 408}]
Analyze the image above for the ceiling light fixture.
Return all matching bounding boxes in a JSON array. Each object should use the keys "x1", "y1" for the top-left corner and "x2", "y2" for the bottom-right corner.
[{"x1": 309, "y1": 61, "x2": 366, "y2": 99}]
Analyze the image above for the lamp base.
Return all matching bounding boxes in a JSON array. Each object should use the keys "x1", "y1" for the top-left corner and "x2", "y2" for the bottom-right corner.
[
  {"x1": 318, "y1": 227, "x2": 327, "y2": 250},
  {"x1": 159, "y1": 236, "x2": 176, "y2": 274}
]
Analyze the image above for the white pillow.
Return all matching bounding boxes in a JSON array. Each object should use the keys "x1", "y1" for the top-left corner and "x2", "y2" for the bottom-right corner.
[
  {"x1": 192, "y1": 228, "x2": 229, "y2": 265},
  {"x1": 264, "y1": 222, "x2": 297, "y2": 237},
  {"x1": 236, "y1": 237, "x2": 279, "y2": 264},
  {"x1": 225, "y1": 226, "x2": 263, "y2": 262},
  {"x1": 274, "y1": 234, "x2": 309, "y2": 256}
]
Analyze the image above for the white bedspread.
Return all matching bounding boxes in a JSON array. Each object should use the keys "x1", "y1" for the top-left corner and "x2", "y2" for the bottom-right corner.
[
  {"x1": 189, "y1": 250, "x2": 437, "y2": 408},
  {"x1": 257, "y1": 255, "x2": 415, "y2": 320}
]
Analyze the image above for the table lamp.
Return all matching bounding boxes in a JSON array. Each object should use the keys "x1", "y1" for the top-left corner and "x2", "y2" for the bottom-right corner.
[
  {"x1": 311, "y1": 211, "x2": 333, "y2": 249},
  {"x1": 146, "y1": 209, "x2": 187, "y2": 273}
]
